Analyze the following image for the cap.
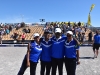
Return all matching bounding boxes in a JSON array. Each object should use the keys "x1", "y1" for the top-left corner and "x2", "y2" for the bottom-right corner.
[
  {"x1": 66, "y1": 31, "x2": 73, "y2": 35},
  {"x1": 55, "y1": 28, "x2": 61, "y2": 33},
  {"x1": 33, "y1": 33, "x2": 39, "y2": 38}
]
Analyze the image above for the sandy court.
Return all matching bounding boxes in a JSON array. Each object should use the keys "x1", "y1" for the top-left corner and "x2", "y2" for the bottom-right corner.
[{"x1": 0, "y1": 46, "x2": 100, "y2": 75}]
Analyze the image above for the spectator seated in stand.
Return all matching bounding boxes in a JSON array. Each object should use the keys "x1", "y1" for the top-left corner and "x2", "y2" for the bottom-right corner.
[
  {"x1": 12, "y1": 33, "x2": 19, "y2": 41},
  {"x1": 6, "y1": 28, "x2": 10, "y2": 35},
  {"x1": 22, "y1": 28, "x2": 30, "y2": 33},
  {"x1": 27, "y1": 28, "x2": 30, "y2": 33}
]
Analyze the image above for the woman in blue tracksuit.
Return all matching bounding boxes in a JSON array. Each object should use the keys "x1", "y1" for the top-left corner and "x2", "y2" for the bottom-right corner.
[
  {"x1": 51, "y1": 28, "x2": 67, "y2": 75},
  {"x1": 40, "y1": 30, "x2": 52, "y2": 75},
  {"x1": 27, "y1": 33, "x2": 42, "y2": 75},
  {"x1": 17, "y1": 31, "x2": 51, "y2": 75},
  {"x1": 64, "y1": 31, "x2": 80, "y2": 75}
]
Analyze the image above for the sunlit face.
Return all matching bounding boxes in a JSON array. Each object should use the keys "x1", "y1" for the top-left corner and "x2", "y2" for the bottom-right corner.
[
  {"x1": 55, "y1": 32, "x2": 61, "y2": 38},
  {"x1": 34, "y1": 36, "x2": 40, "y2": 42},
  {"x1": 44, "y1": 32, "x2": 50, "y2": 39},
  {"x1": 67, "y1": 33, "x2": 72, "y2": 40}
]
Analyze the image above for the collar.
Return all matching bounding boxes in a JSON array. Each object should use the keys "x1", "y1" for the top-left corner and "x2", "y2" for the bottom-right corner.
[
  {"x1": 66, "y1": 38, "x2": 73, "y2": 44},
  {"x1": 96, "y1": 34, "x2": 99, "y2": 35},
  {"x1": 34, "y1": 41, "x2": 39, "y2": 46},
  {"x1": 43, "y1": 37, "x2": 51, "y2": 42},
  {"x1": 54, "y1": 36, "x2": 62, "y2": 41}
]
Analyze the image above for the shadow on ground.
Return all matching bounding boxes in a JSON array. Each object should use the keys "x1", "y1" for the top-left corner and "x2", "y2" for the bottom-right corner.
[{"x1": 79, "y1": 57, "x2": 94, "y2": 59}]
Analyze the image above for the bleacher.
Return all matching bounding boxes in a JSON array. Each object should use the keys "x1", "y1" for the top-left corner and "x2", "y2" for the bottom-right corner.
[
  {"x1": 2, "y1": 25, "x2": 44, "y2": 40},
  {"x1": 83, "y1": 28, "x2": 94, "y2": 41},
  {"x1": 1, "y1": 23, "x2": 95, "y2": 41}
]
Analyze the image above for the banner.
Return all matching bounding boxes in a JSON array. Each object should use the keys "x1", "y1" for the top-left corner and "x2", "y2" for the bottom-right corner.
[
  {"x1": 90, "y1": 4, "x2": 95, "y2": 12},
  {"x1": 87, "y1": 14, "x2": 91, "y2": 25}
]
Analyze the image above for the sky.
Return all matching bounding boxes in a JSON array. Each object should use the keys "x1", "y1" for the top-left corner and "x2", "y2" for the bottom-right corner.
[{"x1": 0, "y1": 0, "x2": 100, "y2": 27}]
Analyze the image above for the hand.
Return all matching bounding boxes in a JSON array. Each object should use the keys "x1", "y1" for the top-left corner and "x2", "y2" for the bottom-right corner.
[
  {"x1": 77, "y1": 61, "x2": 80, "y2": 65},
  {"x1": 92, "y1": 44, "x2": 94, "y2": 47}
]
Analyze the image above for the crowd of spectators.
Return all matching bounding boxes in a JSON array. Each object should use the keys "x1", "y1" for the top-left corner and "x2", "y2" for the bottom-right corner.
[
  {"x1": 0, "y1": 22, "x2": 95, "y2": 45},
  {"x1": 0, "y1": 23, "x2": 13, "y2": 35},
  {"x1": 0, "y1": 22, "x2": 27, "y2": 35},
  {"x1": 43, "y1": 22, "x2": 92, "y2": 45},
  {"x1": 0, "y1": 22, "x2": 30, "y2": 43}
]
